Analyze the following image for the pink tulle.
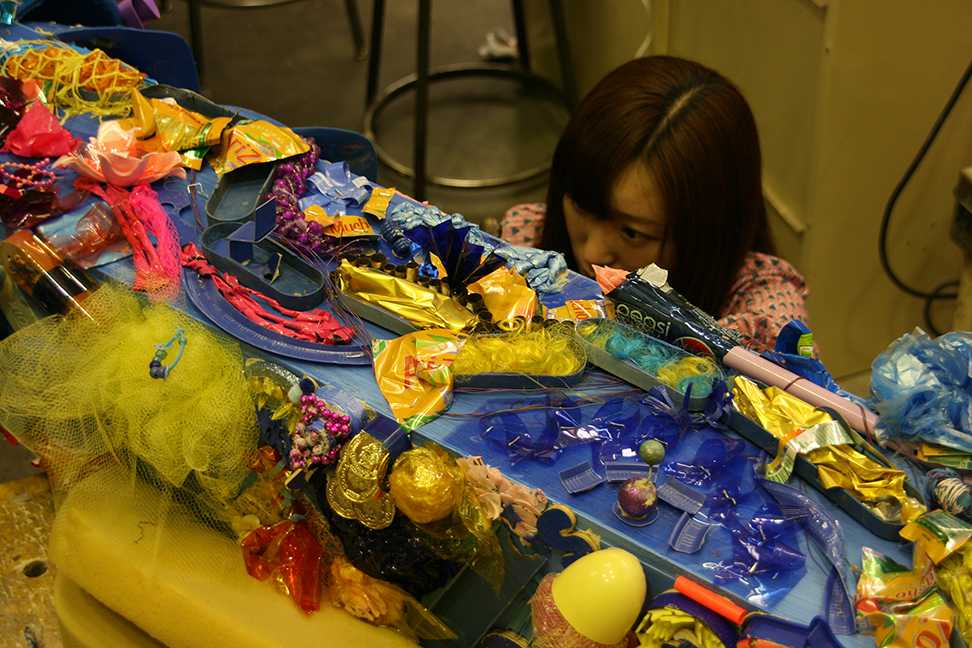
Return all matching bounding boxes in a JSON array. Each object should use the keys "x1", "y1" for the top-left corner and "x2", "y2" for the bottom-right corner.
[
  {"x1": 78, "y1": 178, "x2": 181, "y2": 300},
  {"x1": 130, "y1": 184, "x2": 181, "y2": 299}
]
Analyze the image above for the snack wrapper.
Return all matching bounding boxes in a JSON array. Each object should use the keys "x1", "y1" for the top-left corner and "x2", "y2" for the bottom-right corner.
[
  {"x1": 466, "y1": 265, "x2": 537, "y2": 323},
  {"x1": 543, "y1": 299, "x2": 607, "y2": 322},
  {"x1": 900, "y1": 509, "x2": 972, "y2": 564},
  {"x1": 371, "y1": 330, "x2": 462, "y2": 429},
  {"x1": 362, "y1": 186, "x2": 396, "y2": 219},
  {"x1": 855, "y1": 547, "x2": 953, "y2": 648},
  {"x1": 337, "y1": 259, "x2": 475, "y2": 332},
  {"x1": 322, "y1": 215, "x2": 375, "y2": 238},
  {"x1": 937, "y1": 545, "x2": 972, "y2": 646},
  {"x1": 208, "y1": 119, "x2": 309, "y2": 176},
  {"x1": 733, "y1": 376, "x2": 924, "y2": 524}
]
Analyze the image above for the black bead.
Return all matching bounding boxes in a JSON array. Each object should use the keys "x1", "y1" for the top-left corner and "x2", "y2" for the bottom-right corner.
[{"x1": 299, "y1": 377, "x2": 315, "y2": 395}]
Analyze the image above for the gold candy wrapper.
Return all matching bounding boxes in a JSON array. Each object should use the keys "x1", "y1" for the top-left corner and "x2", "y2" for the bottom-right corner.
[
  {"x1": 733, "y1": 376, "x2": 924, "y2": 524},
  {"x1": 325, "y1": 433, "x2": 395, "y2": 530},
  {"x1": 452, "y1": 324, "x2": 585, "y2": 377},
  {"x1": 119, "y1": 91, "x2": 231, "y2": 170},
  {"x1": 543, "y1": 299, "x2": 607, "y2": 322},
  {"x1": 937, "y1": 545, "x2": 972, "y2": 646},
  {"x1": 900, "y1": 509, "x2": 972, "y2": 564},
  {"x1": 855, "y1": 546, "x2": 953, "y2": 648},
  {"x1": 371, "y1": 330, "x2": 462, "y2": 429},
  {"x1": 208, "y1": 119, "x2": 309, "y2": 176},
  {"x1": 389, "y1": 446, "x2": 462, "y2": 524},
  {"x1": 337, "y1": 259, "x2": 475, "y2": 332},
  {"x1": 402, "y1": 446, "x2": 504, "y2": 593},
  {"x1": 902, "y1": 510, "x2": 972, "y2": 646},
  {"x1": 466, "y1": 266, "x2": 537, "y2": 323}
]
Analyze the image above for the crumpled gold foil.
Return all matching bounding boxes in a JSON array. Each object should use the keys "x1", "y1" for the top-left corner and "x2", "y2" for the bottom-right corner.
[
  {"x1": 337, "y1": 260, "x2": 476, "y2": 332},
  {"x1": 733, "y1": 376, "x2": 924, "y2": 524},
  {"x1": 389, "y1": 446, "x2": 462, "y2": 524},
  {"x1": 466, "y1": 266, "x2": 537, "y2": 323},
  {"x1": 326, "y1": 433, "x2": 395, "y2": 530}
]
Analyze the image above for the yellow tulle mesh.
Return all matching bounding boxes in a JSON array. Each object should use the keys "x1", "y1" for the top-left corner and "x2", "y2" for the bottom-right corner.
[
  {"x1": 0, "y1": 40, "x2": 145, "y2": 118},
  {"x1": 0, "y1": 282, "x2": 257, "y2": 522}
]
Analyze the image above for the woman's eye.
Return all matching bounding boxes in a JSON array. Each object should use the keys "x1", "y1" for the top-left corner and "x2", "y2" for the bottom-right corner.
[{"x1": 620, "y1": 227, "x2": 654, "y2": 243}]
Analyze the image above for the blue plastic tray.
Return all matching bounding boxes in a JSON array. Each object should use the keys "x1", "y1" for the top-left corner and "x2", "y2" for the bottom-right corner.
[{"x1": 182, "y1": 267, "x2": 370, "y2": 365}]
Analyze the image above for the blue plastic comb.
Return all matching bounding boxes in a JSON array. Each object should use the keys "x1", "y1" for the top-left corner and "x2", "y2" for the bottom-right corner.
[
  {"x1": 559, "y1": 462, "x2": 605, "y2": 494},
  {"x1": 604, "y1": 459, "x2": 651, "y2": 483},
  {"x1": 656, "y1": 479, "x2": 707, "y2": 514},
  {"x1": 669, "y1": 512, "x2": 715, "y2": 554}
]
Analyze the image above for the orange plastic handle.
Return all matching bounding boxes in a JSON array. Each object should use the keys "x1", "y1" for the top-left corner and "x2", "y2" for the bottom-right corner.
[{"x1": 674, "y1": 576, "x2": 748, "y2": 626}]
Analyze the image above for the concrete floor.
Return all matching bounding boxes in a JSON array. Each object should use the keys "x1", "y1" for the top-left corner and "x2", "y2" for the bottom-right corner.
[
  {"x1": 0, "y1": 1, "x2": 565, "y2": 484},
  {"x1": 156, "y1": 0, "x2": 564, "y2": 223}
]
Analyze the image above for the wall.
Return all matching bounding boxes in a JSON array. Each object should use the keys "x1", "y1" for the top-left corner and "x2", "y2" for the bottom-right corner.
[{"x1": 527, "y1": 0, "x2": 972, "y2": 380}]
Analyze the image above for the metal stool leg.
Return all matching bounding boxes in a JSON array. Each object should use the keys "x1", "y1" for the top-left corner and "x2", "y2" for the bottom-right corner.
[
  {"x1": 512, "y1": 0, "x2": 530, "y2": 72},
  {"x1": 188, "y1": 0, "x2": 205, "y2": 85},
  {"x1": 344, "y1": 0, "x2": 367, "y2": 62},
  {"x1": 365, "y1": 0, "x2": 385, "y2": 107},
  {"x1": 548, "y1": 0, "x2": 576, "y2": 110},
  {"x1": 414, "y1": 0, "x2": 431, "y2": 200}
]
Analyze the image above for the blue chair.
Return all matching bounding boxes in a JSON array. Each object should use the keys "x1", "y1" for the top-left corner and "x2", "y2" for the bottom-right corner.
[
  {"x1": 53, "y1": 26, "x2": 200, "y2": 91},
  {"x1": 294, "y1": 126, "x2": 378, "y2": 183}
]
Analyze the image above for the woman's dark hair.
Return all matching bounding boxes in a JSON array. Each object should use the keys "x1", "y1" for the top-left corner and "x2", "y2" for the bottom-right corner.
[{"x1": 539, "y1": 55, "x2": 774, "y2": 317}]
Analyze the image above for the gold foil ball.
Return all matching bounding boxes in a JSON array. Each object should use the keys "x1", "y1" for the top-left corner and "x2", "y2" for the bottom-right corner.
[{"x1": 389, "y1": 446, "x2": 462, "y2": 524}]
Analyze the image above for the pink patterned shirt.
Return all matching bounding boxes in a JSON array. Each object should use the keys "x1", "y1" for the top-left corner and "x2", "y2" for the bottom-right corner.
[{"x1": 501, "y1": 203, "x2": 809, "y2": 352}]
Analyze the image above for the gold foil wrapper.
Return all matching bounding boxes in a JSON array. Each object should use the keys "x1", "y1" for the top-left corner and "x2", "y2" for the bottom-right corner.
[
  {"x1": 466, "y1": 266, "x2": 537, "y2": 323},
  {"x1": 389, "y1": 446, "x2": 462, "y2": 524},
  {"x1": 371, "y1": 329, "x2": 462, "y2": 428},
  {"x1": 326, "y1": 433, "x2": 395, "y2": 530},
  {"x1": 337, "y1": 259, "x2": 476, "y2": 332},
  {"x1": 733, "y1": 376, "x2": 924, "y2": 524}
]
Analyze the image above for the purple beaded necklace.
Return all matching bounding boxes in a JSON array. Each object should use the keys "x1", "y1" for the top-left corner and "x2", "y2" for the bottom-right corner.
[{"x1": 271, "y1": 139, "x2": 330, "y2": 254}]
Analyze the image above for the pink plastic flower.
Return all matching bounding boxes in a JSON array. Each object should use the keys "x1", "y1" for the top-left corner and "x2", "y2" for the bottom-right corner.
[{"x1": 54, "y1": 121, "x2": 184, "y2": 187}]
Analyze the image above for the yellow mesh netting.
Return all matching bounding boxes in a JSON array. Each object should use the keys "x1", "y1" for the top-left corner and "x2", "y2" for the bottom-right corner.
[
  {"x1": 0, "y1": 282, "x2": 257, "y2": 522},
  {"x1": 0, "y1": 41, "x2": 144, "y2": 118}
]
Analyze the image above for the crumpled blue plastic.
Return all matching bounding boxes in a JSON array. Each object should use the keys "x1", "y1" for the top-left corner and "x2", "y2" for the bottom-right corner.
[
  {"x1": 298, "y1": 160, "x2": 373, "y2": 214},
  {"x1": 385, "y1": 202, "x2": 568, "y2": 294},
  {"x1": 471, "y1": 384, "x2": 806, "y2": 608},
  {"x1": 871, "y1": 329, "x2": 972, "y2": 453},
  {"x1": 480, "y1": 394, "x2": 590, "y2": 465},
  {"x1": 764, "y1": 321, "x2": 865, "y2": 408},
  {"x1": 493, "y1": 245, "x2": 568, "y2": 294},
  {"x1": 659, "y1": 434, "x2": 805, "y2": 607}
]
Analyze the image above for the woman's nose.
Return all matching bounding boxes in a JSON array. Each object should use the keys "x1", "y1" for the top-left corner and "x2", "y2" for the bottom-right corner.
[{"x1": 580, "y1": 227, "x2": 617, "y2": 267}]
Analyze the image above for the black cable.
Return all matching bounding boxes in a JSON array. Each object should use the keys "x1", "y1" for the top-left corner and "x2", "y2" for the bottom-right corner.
[
  {"x1": 878, "y1": 57, "x2": 972, "y2": 300},
  {"x1": 923, "y1": 279, "x2": 960, "y2": 336}
]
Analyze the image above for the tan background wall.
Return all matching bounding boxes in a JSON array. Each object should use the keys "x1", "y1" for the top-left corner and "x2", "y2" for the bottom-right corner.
[{"x1": 527, "y1": 0, "x2": 972, "y2": 383}]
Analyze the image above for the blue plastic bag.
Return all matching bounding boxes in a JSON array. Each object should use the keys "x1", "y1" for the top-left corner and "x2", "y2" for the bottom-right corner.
[{"x1": 871, "y1": 329, "x2": 972, "y2": 453}]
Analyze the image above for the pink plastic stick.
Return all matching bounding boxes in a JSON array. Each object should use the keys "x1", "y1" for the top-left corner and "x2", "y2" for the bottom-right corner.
[{"x1": 723, "y1": 346, "x2": 879, "y2": 436}]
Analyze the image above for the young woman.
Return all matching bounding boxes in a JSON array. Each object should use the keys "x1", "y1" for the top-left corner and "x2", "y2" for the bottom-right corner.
[{"x1": 502, "y1": 56, "x2": 808, "y2": 352}]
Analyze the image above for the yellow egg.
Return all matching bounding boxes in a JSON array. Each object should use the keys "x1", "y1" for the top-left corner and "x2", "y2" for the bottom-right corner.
[{"x1": 551, "y1": 547, "x2": 647, "y2": 645}]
